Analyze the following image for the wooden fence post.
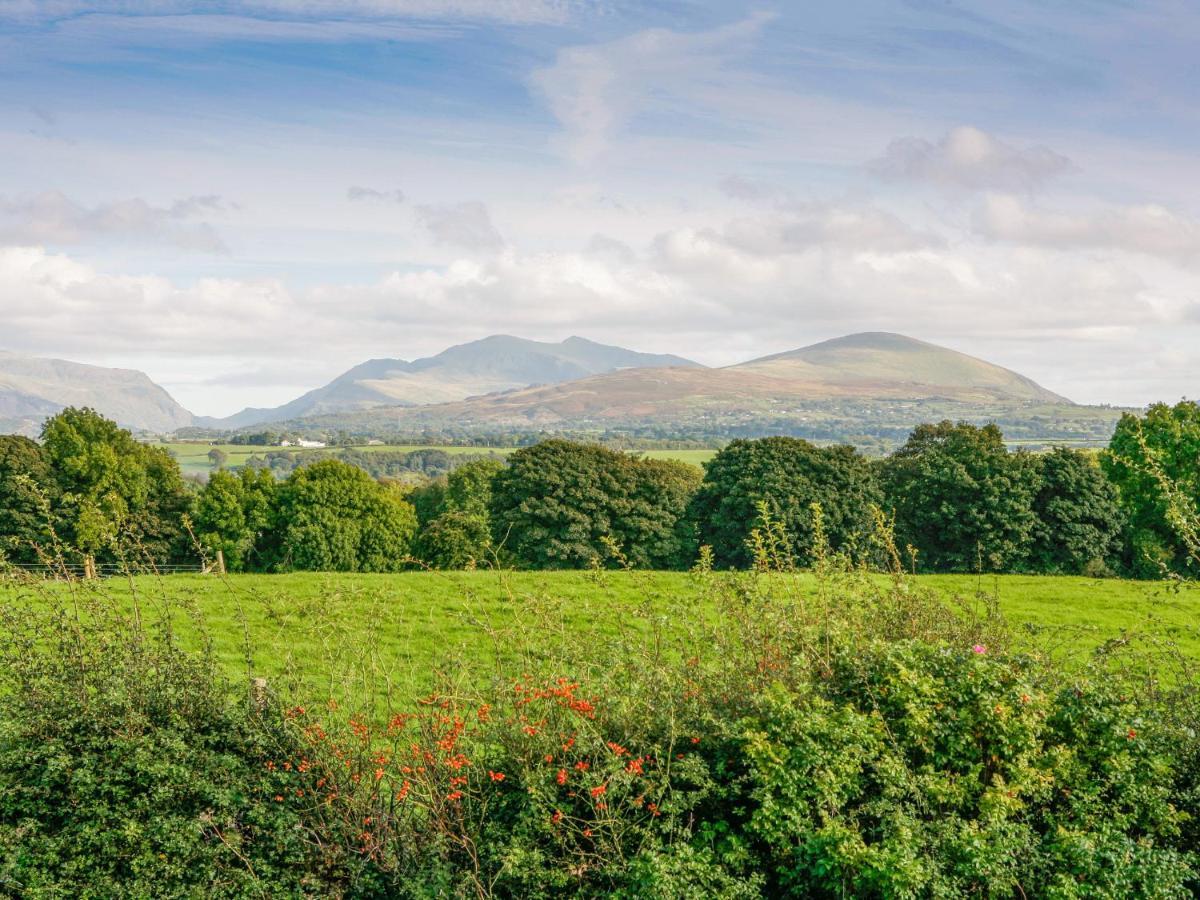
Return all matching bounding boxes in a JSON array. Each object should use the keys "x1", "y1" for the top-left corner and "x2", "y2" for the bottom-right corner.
[
  {"x1": 215, "y1": 550, "x2": 226, "y2": 576},
  {"x1": 83, "y1": 555, "x2": 97, "y2": 579}
]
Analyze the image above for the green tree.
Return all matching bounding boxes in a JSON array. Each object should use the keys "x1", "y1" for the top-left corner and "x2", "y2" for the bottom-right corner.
[
  {"x1": 880, "y1": 421, "x2": 1038, "y2": 572},
  {"x1": 268, "y1": 459, "x2": 416, "y2": 572},
  {"x1": 1102, "y1": 400, "x2": 1200, "y2": 577},
  {"x1": 689, "y1": 437, "x2": 880, "y2": 569},
  {"x1": 415, "y1": 458, "x2": 506, "y2": 568},
  {"x1": 444, "y1": 458, "x2": 504, "y2": 516},
  {"x1": 489, "y1": 440, "x2": 699, "y2": 569},
  {"x1": 192, "y1": 467, "x2": 277, "y2": 571},
  {"x1": 207, "y1": 447, "x2": 228, "y2": 470},
  {"x1": 40, "y1": 408, "x2": 192, "y2": 564},
  {"x1": 0, "y1": 436, "x2": 59, "y2": 564},
  {"x1": 1029, "y1": 448, "x2": 1124, "y2": 574},
  {"x1": 623, "y1": 458, "x2": 702, "y2": 569}
]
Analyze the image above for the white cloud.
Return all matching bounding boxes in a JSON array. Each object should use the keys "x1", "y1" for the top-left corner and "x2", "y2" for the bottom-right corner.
[
  {"x1": 347, "y1": 186, "x2": 406, "y2": 204},
  {"x1": 972, "y1": 194, "x2": 1200, "y2": 266},
  {"x1": 415, "y1": 201, "x2": 504, "y2": 252},
  {"x1": 530, "y1": 13, "x2": 773, "y2": 165},
  {"x1": 0, "y1": 190, "x2": 229, "y2": 253},
  {"x1": 0, "y1": 1, "x2": 575, "y2": 25},
  {"x1": 869, "y1": 126, "x2": 1075, "y2": 192}
]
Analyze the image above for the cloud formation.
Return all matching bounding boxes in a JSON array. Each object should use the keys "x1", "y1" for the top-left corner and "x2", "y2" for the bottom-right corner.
[
  {"x1": 973, "y1": 194, "x2": 1200, "y2": 266},
  {"x1": 530, "y1": 13, "x2": 772, "y2": 165},
  {"x1": 0, "y1": 0, "x2": 576, "y2": 25},
  {"x1": 347, "y1": 186, "x2": 406, "y2": 204},
  {"x1": 869, "y1": 126, "x2": 1075, "y2": 192},
  {"x1": 0, "y1": 191, "x2": 229, "y2": 253},
  {"x1": 415, "y1": 201, "x2": 504, "y2": 252}
]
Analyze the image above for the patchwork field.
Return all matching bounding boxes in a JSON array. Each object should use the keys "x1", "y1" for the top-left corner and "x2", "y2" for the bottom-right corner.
[
  {"x1": 6, "y1": 570, "x2": 1195, "y2": 708},
  {"x1": 154, "y1": 441, "x2": 716, "y2": 475}
]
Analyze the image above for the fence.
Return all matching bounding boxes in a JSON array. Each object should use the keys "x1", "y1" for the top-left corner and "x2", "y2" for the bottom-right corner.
[{"x1": 2, "y1": 551, "x2": 227, "y2": 581}]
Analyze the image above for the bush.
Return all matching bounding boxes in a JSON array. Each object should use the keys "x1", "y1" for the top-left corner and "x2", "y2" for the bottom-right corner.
[{"x1": 0, "y1": 590, "x2": 367, "y2": 897}]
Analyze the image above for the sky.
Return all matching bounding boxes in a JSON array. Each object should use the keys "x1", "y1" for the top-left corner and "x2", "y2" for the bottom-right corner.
[{"x1": 1, "y1": 0, "x2": 1197, "y2": 417}]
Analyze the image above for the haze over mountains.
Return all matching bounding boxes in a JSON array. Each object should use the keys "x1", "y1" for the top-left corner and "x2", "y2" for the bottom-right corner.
[
  {"x1": 0, "y1": 332, "x2": 1117, "y2": 446},
  {"x1": 0, "y1": 352, "x2": 193, "y2": 437},
  {"x1": 215, "y1": 335, "x2": 700, "y2": 429}
]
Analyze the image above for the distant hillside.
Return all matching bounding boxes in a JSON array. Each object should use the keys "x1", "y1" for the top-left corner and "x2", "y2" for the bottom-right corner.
[
  {"x1": 280, "y1": 332, "x2": 1120, "y2": 450},
  {"x1": 733, "y1": 332, "x2": 1070, "y2": 404},
  {"x1": 0, "y1": 353, "x2": 194, "y2": 436},
  {"x1": 216, "y1": 335, "x2": 701, "y2": 428},
  {"x1": 293, "y1": 332, "x2": 1069, "y2": 427}
]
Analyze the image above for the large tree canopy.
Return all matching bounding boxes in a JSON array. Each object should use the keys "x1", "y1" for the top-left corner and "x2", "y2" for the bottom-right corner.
[
  {"x1": 880, "y1": 422, "x2": 1037, "y2": 573},
  {"x1": 1028, "y1": 448, "x2": 1124, "y2": 575},
  {"x1": 490, "y1": 440, "x2": 700, "y2": 569},
  {"x1": 0, "y1": 436, "x2": 59, "y2": 565},
  {"x1": 40, "y1": 408, "x2": 192, "y2": 564},
  {"x1": 268, "y1": 459, "x2": 417, "y2": 572},
  {"x1": 689, "y1": 437, "x2": 880, "y2": 569},
  {"x1": 1102, "y1": 401, "x2": 1200, "y2": 577},
  {"x1": 192, "y1": 467, "x2": 276, "y2": 572}
]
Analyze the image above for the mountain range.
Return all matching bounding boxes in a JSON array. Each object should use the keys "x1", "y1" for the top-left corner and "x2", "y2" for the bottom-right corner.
[
  {"x1": 0, "y1": 352, "x2": 193, "y2": 437},
  {"x1": 0, "y1": 332, "x2": 1121, "y2": 446},
  {"x1": 214, "y1": 335, "x2": 700, "y2": 429}
]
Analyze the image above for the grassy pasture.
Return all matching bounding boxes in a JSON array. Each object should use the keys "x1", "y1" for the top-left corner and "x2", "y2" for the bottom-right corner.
[{"x1": 5, "y1": 571, "x2": 1195, "y2": 709}]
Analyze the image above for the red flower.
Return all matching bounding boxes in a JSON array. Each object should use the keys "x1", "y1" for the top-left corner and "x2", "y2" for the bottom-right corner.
[
  {"x1": 489, "y1": 771, "x2": 506, "y2": 782},
  {"x1": 626, "y1": 758, "x2": 644, "y2": 775},
  {"x1": 690, "y1": 736, "x2": 700, "y2": 745},
  {"x1": 590, "y1": 783, "x2": 607, "y2": 798},
  {"x1": 606, "y1": 741, "x2": 628, "y2": 757},
  {"x1": 551, "y1": 809, "x2": 563, "y2": 825},
  {"x1": 1127, "y1": 728, "x2": 1137, "y2": 740},
  {"x1": 544, "y1": 754, "x2": 554, "y2": 763},
  {"x1": 574, "y1": 761, "x2": 590, "y2": 772},
  {"x1": 446, "y1": 790, "x2": 463, "y2": 802},
  {"x1": 556, "y1": 768, "x2": 568, "y2": 785}
]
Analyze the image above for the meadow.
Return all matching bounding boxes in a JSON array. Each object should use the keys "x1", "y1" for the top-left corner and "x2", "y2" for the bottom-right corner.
[{"x1": 7, "y1": 569, "x2": 1195, "y2": 709}]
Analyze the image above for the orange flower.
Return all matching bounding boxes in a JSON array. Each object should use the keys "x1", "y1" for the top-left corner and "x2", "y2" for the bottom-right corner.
[
  {"x1": 690, "y1": 736, "x2": 700, "y2": 745},
  {"x1": 476, "y1": 704, "x2": 491, "y2": 722},
  {"x1": 556, "y1": 768, "x2": 568, "y2": 785},
  {"x1": 551, "y1": 809, "x2": 563, "y2": 825},
  {"x1": 574, "y1": 761, "x2": 590, "y2": 772},
  {"x1": 544, "y1": 754, "x2": 554, "y2": 763},
  {"x1": 590, "y1": 783, "x2": 607, "y2": 798},
  {"x1": 626, "y1": 758, "x2": 644, "y2": 775},
  {"x1": 606, "y1": 741, "x2": 628, "y2": 757},
  {"x1": 583, "y1": 828, "x2": 593, "y2": 837},
  {"x1": 447, "y1": 790, "x2": 463, "y2": 801},
  {"x1": 489, "y1": 771, "x2": 506, "y2": 782},
  {"x1": 1127, "y1": 728, "x2": 1137, "y2": 740}
]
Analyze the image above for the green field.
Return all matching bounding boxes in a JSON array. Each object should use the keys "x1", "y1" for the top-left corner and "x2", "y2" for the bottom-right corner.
[
  {"x1": 6, "y1": 571, "x2": 1195, "y2": 708},
  {"x1": 154, "y1": 441, "x2": 715, "y2": 476}
]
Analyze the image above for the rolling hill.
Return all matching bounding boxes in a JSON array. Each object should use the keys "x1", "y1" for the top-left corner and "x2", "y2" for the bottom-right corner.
[
  {"x1": 293, "y1": 332, "x2": 1071, "y2": 428},
  {"x1": 281, "y1": 332, "x2": 1122, "y2": 449},
  {"x1": 0, "y1": 352, "x2": 194, "y2": 436},
  {"x1": 215, "y1": 335, "x2": 701, "y2": 429}
]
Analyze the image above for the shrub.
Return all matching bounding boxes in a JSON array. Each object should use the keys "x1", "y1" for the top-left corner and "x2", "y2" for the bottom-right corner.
[{"x1": 0, "y1": 590, "x2": 365, "y2": 897}]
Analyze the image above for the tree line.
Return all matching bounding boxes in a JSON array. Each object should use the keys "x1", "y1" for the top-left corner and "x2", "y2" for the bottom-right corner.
[{"x1": 1, "y1": 402, "x2": 1197, "y2": 577}]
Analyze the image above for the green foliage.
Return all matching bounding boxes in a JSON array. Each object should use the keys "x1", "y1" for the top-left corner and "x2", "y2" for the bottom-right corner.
[
  {"x1": 490, "y1": 440, "x2": 700, "y2": 569},
  {"x1": 444, "y1": 457, "x2": 504, "y2": 517},
  {"x1": 0, "y1": 436, "x2": 58, "y2": 565},
  {"x1": 1028, "y1": 447, "x2": 1125, "y2": 574},
  {"x1": 689, "y1": 437, "x2": 880, "y2": 568},
  {"x1": 40, "y1": 408, "x2": 192, "y2": 564},
  {"x1": 416, "y1": 509, "x2": 494, "y2": 569},
  {"x1": 268, "y1": 458, "x2": 417, "y2": 572},
  {"x1": 0, "y1": 597, "x2": 355, "y2": 897},
  {"x1": 192, "y1": 467, "x2": 277, "y2": 571},
  {"x1": 881, "y1": 421, "x2": 1038, "y2": 572},
  {"x1": 1103, "y1": 401, "x2": 1200, "y2": 577},
  {"x1": 740, "y1": 642, "x2": 1190, "y2": 896}
]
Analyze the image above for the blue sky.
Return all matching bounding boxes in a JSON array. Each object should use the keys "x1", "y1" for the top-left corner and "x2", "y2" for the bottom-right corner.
[{"x1": 1, "y1": 0, "x2": 1197, "y2": 415}]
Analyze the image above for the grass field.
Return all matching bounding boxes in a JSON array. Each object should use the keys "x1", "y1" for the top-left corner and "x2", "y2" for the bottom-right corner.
[
  {"x1": 6, "y1": 570, "x2": 1195, "y2": 710},
  {"x1": 154, "y1": 441, "x2": 716, "y2": 475}
]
